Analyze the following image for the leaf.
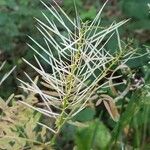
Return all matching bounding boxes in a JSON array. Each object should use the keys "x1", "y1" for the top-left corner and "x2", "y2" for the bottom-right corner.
[
  {"x1": 98, "y1": 94, "x2": 120, "y2": 122},
  {"x1": 25, "y1": 113, "x2": 41, "y2": 139},
  {"x1": 73, "y1": 107, "x2": 96, "y2": 122},
  {"x1": 103, "y1": 100, "x2": 120, "y2": 122},
  {"x1": 112, "y1": 89, "x2": 145, "y2": 141},
  {"x1": 128, "y1": 20, "x2": 150, "y2": 30},
  {"x1": 0, "y1": 13, "x2": 8, "y2": 25},
  {"x1": 0, "y1": 0, "x2": 6, "y2": 5},
  {"x1": 121, "y1": 0, "x2": 150, "y2": 19},
  {"x1": 0, "y1": 87, "x2": 46, "y2": 149},
  {"x1": 2, "y1": 0, "x2": 17, "y2": 9},
  {"x1": 80, "y1": 6, "x2": 97, "y2": 20},
  {"x1": 75, "y1": 120, "x2": 111, "y2": 150},
  {"x1": 0, "y1": 138, "x2": 14, "y2": 150},
  {"x1": 126, "y1": 49, "x2": 150, "y2": 68}
]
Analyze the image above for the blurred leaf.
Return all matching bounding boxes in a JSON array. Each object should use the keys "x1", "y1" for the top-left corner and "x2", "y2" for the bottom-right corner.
[
  {"x1": 112, "y1": 89, "x2": 147, "y2": 141},
  {"x1": 75, "y1": 119, "x2": 111, "y2": 150},
  {"x1": 126, "y1": 49, "x2": 150, "y2": 68},
  {"x1": 80, "y1": 6, "x2": 97, "y2": 20},
  {"x1": 128, "y1": 20, "x2": 150, "y2": 30},
  {"x1": 0, "y1": 0, "x2": 6, "y2": 5},
  {"x1": 0, "y1": 13, "x2": 9, "y2": 25},
  {"x1": 25, "y1": 113, "x2": 41, "y2": 139},
  {"x1": 0, "y1": 81, "x2": 49, "y2": 149},
  {"x1": 61, "y1": 123, "x2": 76, "y2": 142},
  {"x1": 121, "y1": 0, "x2": 150, "y2": 19},
  {"x1": 73, "y1": 107, "x2": 95, "y2": 122},
  {"x1": 3, "y1": 0, "x2": 17, "y2": 9}
]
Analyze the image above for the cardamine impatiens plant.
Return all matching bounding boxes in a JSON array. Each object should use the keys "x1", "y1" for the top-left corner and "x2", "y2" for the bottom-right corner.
[
  {"x1": 0, "y1": 61, "x2": 16, "y2": 86},
  {"x1": 18, "y1": 0, "x2": 142, "y2": 145}
]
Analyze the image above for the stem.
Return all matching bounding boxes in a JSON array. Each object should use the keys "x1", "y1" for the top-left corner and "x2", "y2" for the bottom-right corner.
[{"x1": 50, "y1": 26, "x2": 85, "y2": 145}]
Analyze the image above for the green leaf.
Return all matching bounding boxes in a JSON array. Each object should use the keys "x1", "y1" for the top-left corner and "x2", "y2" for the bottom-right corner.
[
  {"x1": 4, "y1": 0, "x2": 17, "y2": 9},
  {"x1": 0, "y1": 13, "x2": 8, "y2": 25},
  {"x1": 112, "y1": 89, "x2": 145, "y2": 141},
  {"x1": 121, "y1": 0, "x2": 150, "y2": 19},
  {"x1": 126, "y1": 48, "x2": 150, "y2": 68},
  {"x1": 80, "y1": 6, "x2": 97, "y2": 20},
  {"x1": 75, "y1": 120, "x2": 111, "y2": 150},
  {"x1": 128, "y1": 20, "x2": 150, "y2": 30},
  {"x1": 0, "y1": 0, "x2": 6, "y2": 5},
  {"x1": 73, "y1": 107, "x2": 95, "y2": 122}
]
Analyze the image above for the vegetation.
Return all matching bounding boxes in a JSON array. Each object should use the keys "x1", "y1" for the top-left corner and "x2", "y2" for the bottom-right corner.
[{"x1": 0, "y1": 0, "x2": 150, "y2": 149}]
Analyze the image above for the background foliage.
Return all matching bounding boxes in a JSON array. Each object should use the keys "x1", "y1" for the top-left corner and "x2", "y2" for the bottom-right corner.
[
  {"x1": 0, "y1": 0, "x2": 150, "y2": 149},
  {"x1": 0, "y1": 0, "x2": 150, "y2": 95}
]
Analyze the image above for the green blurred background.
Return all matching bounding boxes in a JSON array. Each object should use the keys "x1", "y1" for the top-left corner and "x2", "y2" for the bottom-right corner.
[
  {"x1": 0, "y1": 0, "x2": 150, "y2": 96},
  {"x1": 0, "y1": 1, "x2": 150, "y2": 149}
]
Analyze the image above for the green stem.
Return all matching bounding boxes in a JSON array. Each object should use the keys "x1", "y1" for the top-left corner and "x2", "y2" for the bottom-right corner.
[{"x1": 50, "y1": 27, "x2": 85, "y2": 145}]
